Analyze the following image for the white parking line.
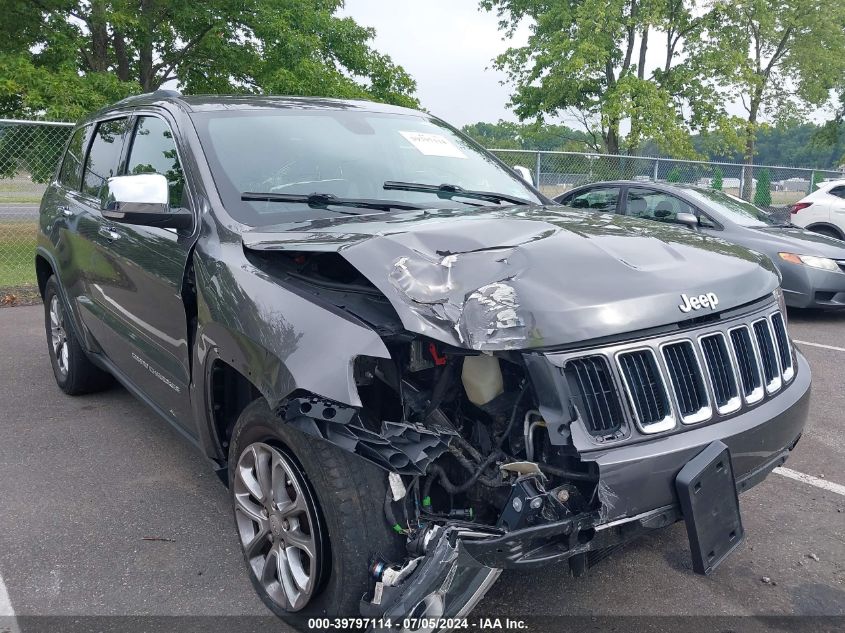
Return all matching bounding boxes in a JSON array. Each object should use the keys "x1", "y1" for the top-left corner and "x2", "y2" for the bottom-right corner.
[
  {"x1": 0, "y1": 572, "x2": 20, "y2": 633},
  {"x1": 774, "y1": 467, "x2": 845, "y2": 497},
  {"x1": 793, "y1": 339, "x2": 845, "y2": 353}
]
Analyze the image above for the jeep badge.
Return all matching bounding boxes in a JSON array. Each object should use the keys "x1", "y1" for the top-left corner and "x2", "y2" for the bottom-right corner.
[{"x1": 679, "y1": 292, "x2": 719, "y2": 313}]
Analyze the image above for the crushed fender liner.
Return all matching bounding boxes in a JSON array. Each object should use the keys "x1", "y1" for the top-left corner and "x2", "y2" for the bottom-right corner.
[{"x1": 276, "y1": 395, "x2": 456, "y2": 475}]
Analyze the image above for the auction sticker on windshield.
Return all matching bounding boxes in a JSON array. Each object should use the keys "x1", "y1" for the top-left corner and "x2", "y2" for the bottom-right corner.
[{"x1": 399, "y1": 131, "x2": 467, "y2": 158}]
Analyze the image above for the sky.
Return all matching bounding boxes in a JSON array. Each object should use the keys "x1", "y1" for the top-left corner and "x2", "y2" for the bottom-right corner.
[
  {"x1": 340, "y1": 1, "x2": 830, "y2": 132},
  {"x1": 340, "y1": 0, "x2": 530, "y2": 127},
  {"x1": 339, "y1": 0, "x2": 686, "y2": 129}
]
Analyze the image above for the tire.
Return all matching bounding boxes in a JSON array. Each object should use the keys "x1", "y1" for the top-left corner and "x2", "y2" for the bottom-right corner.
[
  {"x1": 809, "y1": 226, "x2": 843, "y2": 240},
  {"x1": 43, "y1": 276, "x2": 112, "y2": 395},
  {"x1": 228, "y1": 399, "x2": 404, "y2": 628}
]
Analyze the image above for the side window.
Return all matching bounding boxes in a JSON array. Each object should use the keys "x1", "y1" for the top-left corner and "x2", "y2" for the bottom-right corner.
[
  {"x1": 58, "y1": 127, "x2": 88, "y2": 190},
  {"x1": 829, "y1": 186, "x2": 845, "y2": 199},
  {"x1": 698, "y1": 213, "x2": 718, "y2": 229},
  {"x1": 626, "y1": 188, "x2": 696, "y2": 223},
  {"x1": 126, "y1": 116, "x2": 185, "y2": 207},
  {"x1": 82, "y1": 118, "x2": 130, "y2": 199},
  {"x1": 567, "y1": 187, "x2": 620, "y2": 212}
]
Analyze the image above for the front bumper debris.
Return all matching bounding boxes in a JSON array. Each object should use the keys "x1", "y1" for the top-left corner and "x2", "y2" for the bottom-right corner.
[
  {"x1": 363, "y1": 353, "x2": 810, "y2": 627},
  {"x1": 363, "y1": 526, "x2": 501, "y2": 629}
]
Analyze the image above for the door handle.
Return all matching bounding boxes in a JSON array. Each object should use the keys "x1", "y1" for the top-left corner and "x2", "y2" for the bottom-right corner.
[
  {"x1": 98, "y1": 226, "x2": 121, "y2": 241},
  {"x1": 58, "y1": 205, "x2": 73, "y2": 217}
]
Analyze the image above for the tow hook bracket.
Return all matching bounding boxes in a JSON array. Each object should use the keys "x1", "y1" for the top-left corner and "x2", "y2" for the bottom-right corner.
[{"x1": 497, "y1": 475, "x2": 547, "y2": 531}]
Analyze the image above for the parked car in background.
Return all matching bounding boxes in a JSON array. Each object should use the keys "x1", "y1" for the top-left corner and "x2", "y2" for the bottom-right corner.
[
  {"x1": 556, "y1": 181, "x2": 845, "y2": 310},
  {"x1": 790, "y1": 179, "x2": 845, "y2": 239}
]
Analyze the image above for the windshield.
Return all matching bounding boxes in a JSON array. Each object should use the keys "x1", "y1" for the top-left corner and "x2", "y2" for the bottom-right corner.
[
  {"x1": 683, "y1": 188, "x2": 781, "y2": 227},
  {"x1": 191, "y1": 108, "x2": 541, "y2": 226}
]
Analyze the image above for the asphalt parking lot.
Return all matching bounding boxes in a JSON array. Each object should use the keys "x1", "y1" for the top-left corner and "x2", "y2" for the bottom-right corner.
[{"x1": 0, "y1": 304, "x2": 843, "y2": 631}]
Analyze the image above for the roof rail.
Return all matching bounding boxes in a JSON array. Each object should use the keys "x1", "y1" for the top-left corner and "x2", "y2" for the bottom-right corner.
[
  {"x1": 112, "y1": 89, "x2": 182, "y2": 107},
  {"x1": 149, "y1": 89, "x2": 182, "y2": 98}
]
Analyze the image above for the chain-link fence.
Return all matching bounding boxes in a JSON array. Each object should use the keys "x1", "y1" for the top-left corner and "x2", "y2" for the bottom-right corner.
[
  {"x1": 490, "y1": 149, "x2": 845, "y2": 206},
  {"x1": 2, "y1": 118, "x2": 844, "y2": 296},
  {"x1": 0, "y1": 119, "x2": 73, "y2": 296}
]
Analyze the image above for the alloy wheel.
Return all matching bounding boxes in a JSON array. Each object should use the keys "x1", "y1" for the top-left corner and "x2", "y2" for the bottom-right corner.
[
  {"x1": 49, "y1": 294, "x2": 69, "y2": 378},
  {"x1": 233, "y1": 442, "x2": 322, "y2": 612}
]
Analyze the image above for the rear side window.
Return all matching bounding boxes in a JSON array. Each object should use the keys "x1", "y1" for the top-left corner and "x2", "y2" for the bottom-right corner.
[
  {"x1": 126, "y1": 116, "x2": 185, "y2": 207},
  {"x1": 82, "y1": 118, "x2": 130, "y2": 198},
  {"x1": 58, "y1": 127, "x2": 88, "y2": 190},
  {"x1": 625, "y1": 188, "x2": 696, "y2": 222},
  {"x1": 829, "y1": 186, "x2": 845, "y2": 199},
  {"x1": 567, "y1": 187, "x2": 620, "y2": 212}
]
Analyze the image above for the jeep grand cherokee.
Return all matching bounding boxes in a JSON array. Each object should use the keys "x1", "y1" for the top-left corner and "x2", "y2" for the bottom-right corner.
[{"x1": 36, "y1": 92, "x2": 810, "y2": 628}]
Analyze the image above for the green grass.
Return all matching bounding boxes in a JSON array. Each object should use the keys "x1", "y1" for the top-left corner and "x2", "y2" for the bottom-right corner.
[
  {"x1": 0, "y1": 222, "x2": 37, "y2": 288},
  {"x1": 0, "y1": 195, "x2": 43, "y2": 204},
  {"x1": 0, "y1": 193, "x2": 41, "y2": 205}
]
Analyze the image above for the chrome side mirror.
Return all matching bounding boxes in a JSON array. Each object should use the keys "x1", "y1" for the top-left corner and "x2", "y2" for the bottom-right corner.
[
  {"x1": 513, "y1": 165, "x2": 534, "y2": 186},
  {"x1": 101, "y1": 174, "x2": 192, "y2": 230},
  {"x1": 676, "y1": 212, "x2": 699, "y2": 229}
]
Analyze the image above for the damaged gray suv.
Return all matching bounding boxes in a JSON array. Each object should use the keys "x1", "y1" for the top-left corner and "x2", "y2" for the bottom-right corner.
[{"x1": 37, "y1": 92, "x2": 810, "y2": 628}]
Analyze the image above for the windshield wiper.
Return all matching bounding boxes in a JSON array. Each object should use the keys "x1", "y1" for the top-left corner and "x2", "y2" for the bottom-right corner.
[
  {"x1": 383, "y1": 181, "x2": 533, "y2": 206},
  {"x1": 241, "y1": 191, "x2": 425, "y2": 213}
]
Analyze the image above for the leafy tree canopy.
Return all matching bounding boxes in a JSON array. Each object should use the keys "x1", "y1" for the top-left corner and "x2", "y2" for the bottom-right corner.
[
  {"x1": 0, "y1": 0, "x2": 418, "y2": 120},
  {"x1": 693, "y1": 122, "x2": 845, "y2": 169},
  {"x1": 690, "y1": 0, "x2": 845, "y2": 197},
  {"x1": 479, "y1": 0, "x2": 729, "y2": 158},
  {"x1": 462, "y1": 120, "x2": 596, "y2": 151}
]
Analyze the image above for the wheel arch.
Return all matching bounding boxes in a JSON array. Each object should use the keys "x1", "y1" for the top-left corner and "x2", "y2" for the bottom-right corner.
[
  {"x1": 805, "y1": 222, "x2": 845, "y2": 239},
  {"x1": 196, "y1": 348, "x2": 265, "y2": 464},
  {"x1": 34, "y1": 246, "x2": 89, "y2": 352},
  {"x1": 35, "y1": 252, "x2": 53, "y2": 298}
]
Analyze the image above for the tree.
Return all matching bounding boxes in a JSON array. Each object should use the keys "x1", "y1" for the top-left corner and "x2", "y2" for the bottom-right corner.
[
  {"x1": 479, "y1": 0, "x2": 725, "y2": 157},
  {"x1": 666, "y1": 166, "x2": 682, "y2": 182},
  {"x1": 692, "y1": 0, "x2": 845, "y2": 199},
  {"x1": 754, "y1": 168, "x2": 771, "y2": 206},
  {"x1": 462, "y1": 120, "x2": 595, "y2": 151},
  {"x1": 0, "y1": 0, "x2": 417, "y2": 120},
  {"x1": 813, "y1": 90, "x2": 845, "y2": 166},
  {"x1": 711, "y1": 167, "x2": 723, "y2": 190}
]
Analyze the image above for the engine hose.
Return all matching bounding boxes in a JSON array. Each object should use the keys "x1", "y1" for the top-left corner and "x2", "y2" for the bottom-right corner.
[
  {"x1": 453, "y1": 435, "x2": 484, "y2": 463},
  {"x1": 447, "y1": 444, "x2": 483, "y2": 473},
  {"x1": 383, "y1": 488, "x2": 404, "y2": 534},
  {"x1": 426, "y1": 455, "x2": 507, "y2": 496},
  {"x1": 495, "y1": 382, "x2": 530, "y2": 450}
]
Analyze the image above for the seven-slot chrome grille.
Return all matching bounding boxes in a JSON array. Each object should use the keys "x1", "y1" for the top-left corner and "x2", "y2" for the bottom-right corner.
[{"x1": 556, "y1": 306, "x2": 795, "y2": 439}]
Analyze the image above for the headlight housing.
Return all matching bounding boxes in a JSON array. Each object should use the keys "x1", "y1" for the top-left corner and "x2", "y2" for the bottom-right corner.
[{"x1": 778, "y1": 252, "x2": 840, "y2": 272}]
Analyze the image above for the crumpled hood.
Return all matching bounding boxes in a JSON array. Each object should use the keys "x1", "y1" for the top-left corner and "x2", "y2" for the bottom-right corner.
[{"x1": 243, "y1": 205, "x2": 779, "y2": 350}]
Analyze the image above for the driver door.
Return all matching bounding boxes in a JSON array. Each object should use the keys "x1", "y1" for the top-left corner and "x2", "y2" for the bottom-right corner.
[{"x1": 92, "y1": 113, "x2": 198, "y2": 431}]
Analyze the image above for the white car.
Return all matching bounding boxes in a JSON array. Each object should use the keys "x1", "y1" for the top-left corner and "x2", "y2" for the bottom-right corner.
[{"x1": 790, "y1": 179, "x2": 845, "y2": 240}]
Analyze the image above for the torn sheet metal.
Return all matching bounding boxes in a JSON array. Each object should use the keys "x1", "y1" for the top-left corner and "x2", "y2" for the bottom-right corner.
[{"x1": 361, "y1": 527, "x2": 502, "y2": 629}]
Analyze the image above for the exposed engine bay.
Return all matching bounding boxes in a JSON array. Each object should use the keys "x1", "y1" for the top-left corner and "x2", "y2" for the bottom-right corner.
[
  {"x1": 253, "y1": 250, "x2": 599, "y2": 527},
  {"x1": 252, "y1": 249, "x2": 605, "y2": 618}
]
